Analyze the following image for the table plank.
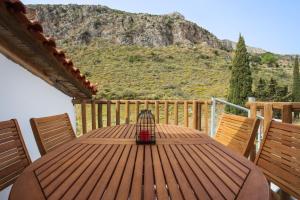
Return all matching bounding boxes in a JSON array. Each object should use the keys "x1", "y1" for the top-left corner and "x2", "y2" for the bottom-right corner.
[
  {"x1": 38, "y1": 144, "x2": 91, "y2": 186},
  {"x1": 152, "y1": 145, "x2": 169, "y2": 199},
  {"x1": 158, "y1": 145, "x2": 184, "y2": 200},
  {"x1": 79, "y1": 137, "x2": 211, "y2": 145},
  {"x1": 34, "y1": 143, "x2": 82, "y2": 175},
  {"x1": 9, "y1": 172, "x2": 46, "y2": 200},
  {"x1": 130, "y1": 145, "x2": 144, "y2": 200},
  {"x1": 169, "y1": 144, "x2": 210, "y2": 199},
  {"x1": 86, "y1": 124, "x2": 204, "y2": 139},
  {"x1": 101, "y1": 145, "x2": 132, "y2": 199},
  {"x1": 115, "y1": 145, "x2": 138, "y2": 200},
  {"x1": 144, "y1": 145, "x2": 155, "y2": 200},
  {"x1": 61, "y1": 144, "x2": 113, "y2": 200},
  {"x1": 89, "y1": 145, "x2": 129, "y2": 199},
  {"x1": 47, "y1": 144, "x2": 106, "y2": 199},
  {"x1": 43, "y1": 145, "x2": 98, "y2": 196},
  {"x1": 188, "y1": 145, "x2": 240, "y2": 196},
  {"x1": 74, "y1": 145, "x2": 124, "y2": 199},
  {"x1": 176, "y1": 144, "x2": 225, "y2": 199},
  {"x1": 163, "y1": 145, "x2": 197, "y2": 200},
  {"x1": 10, "y1": 124, "x2": 270, "y2": 200}
]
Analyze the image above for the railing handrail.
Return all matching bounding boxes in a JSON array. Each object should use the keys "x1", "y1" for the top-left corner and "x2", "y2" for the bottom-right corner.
[
  {"x1": 246, "y1": 101, "x2": 300, "y2": 111},
  {"x1": 214, "y1": 98, "x2": 250, "y2": 112},
  {"x1": 73, "y1": 99, "x2": 211, "y2": 104},
  {"x1": 210, "y1": 97, "x2": 256, "y2": 137}
]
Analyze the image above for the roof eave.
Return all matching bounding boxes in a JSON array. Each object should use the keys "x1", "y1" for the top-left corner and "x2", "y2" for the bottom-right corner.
[{"x1": 0, "y1": 1, "x2": 96, "y2": 98}]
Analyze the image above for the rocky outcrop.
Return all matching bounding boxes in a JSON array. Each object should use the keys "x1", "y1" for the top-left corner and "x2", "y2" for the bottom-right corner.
[
  {"x1": 27, "y1": 4, "x2": 228, "y2": 49},
  {"x1": 222, "y1": 39, "x2": 266, "y2": 54}
]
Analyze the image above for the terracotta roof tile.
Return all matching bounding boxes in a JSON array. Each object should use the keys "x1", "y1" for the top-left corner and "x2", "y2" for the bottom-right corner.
[
  {"x1": 5, "y1": 0, "x2": 26, "y2": 13},
  {"x1": 27, "y1": 20, "x2": 43, "y2": 32},
  {"x1": 1, "y1": 0, "x2": 97, "y2": 95}
]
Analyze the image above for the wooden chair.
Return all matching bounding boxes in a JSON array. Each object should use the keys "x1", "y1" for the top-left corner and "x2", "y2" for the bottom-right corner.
[
  {"x1": 0, "y1": 119, "x2": 31, "y2": 190},
  {"x1": 255, "y1": 120, "x2": 300, "y2": 199},
  {"x1": 30, "y1": 113, "x2": 75, "y2": 156},
  {"x1": 214, "y1": 113, "x2": 260, "y2": 157}
]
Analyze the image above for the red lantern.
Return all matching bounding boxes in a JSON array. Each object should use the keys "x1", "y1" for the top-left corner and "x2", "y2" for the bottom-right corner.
[{"x1": 136, "y1": 110, "x2": 156, "y2": 144}]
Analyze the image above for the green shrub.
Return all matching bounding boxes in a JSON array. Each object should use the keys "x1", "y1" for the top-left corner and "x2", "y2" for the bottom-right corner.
[
  {"x1": 128, "y1": 55, "x2": 142, "y2": 62},
  {"x1": 261, "y1": 52, "x2": 278, "y2": 67}
]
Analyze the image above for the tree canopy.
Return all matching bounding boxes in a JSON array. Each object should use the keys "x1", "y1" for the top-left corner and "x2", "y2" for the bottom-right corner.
[{"x1": 227, "y1": 35, "x2": 252, "y2": 114}]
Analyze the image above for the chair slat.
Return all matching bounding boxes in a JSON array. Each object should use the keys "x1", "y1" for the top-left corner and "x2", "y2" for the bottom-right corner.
[
  {"x1": 30, "y1": 113, "x2": 75, "y2": 156},
  {"x1": 255, "y1": 121, "x2": 300, "y2": 199},
  {"x1": 0, "y1": 119, "x2": 31, "y2": 190},
  {"x1": 214, "y1": 113, "x2": 260, "y2": 157}
]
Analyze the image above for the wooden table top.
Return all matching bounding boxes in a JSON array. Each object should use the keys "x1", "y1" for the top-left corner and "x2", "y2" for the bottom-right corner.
[{"x1": 10, "y1": 124, "x2": 270, "y2": 200}]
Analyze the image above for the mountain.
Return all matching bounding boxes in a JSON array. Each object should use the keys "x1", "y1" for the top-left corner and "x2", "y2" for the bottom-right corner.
[
  {"x1": 25, "y1": 4, "x2": 293, "y2": 100},
  {"x1": 27, "y1": 5, "x2": 229, "y2": 50}
]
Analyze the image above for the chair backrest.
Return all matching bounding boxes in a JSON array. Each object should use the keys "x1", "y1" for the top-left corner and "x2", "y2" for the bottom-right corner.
[
  {"x1": 0, "y1": 119, "x2": 31, "y2": 190},
  {"x1": 30, "y1": 113, "x2": 75, "y2": 156},
  {"x1": 215, "y1": 113, "x2": 260, "y2": 157},
  {"x1": 255, "y1": 121, "x2": 300, "y2": 199}
]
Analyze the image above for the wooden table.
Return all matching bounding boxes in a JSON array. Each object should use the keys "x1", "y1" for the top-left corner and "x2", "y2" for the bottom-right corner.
[{"x1": 10, "y1": 124, "x2": 270, "y2": 200}]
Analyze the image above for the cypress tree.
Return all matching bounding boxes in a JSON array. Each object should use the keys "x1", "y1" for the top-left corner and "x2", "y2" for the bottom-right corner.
[
  {"x1": 292, "y1": 55, "x2": 300, "y2": 118},
  {"x1": 227, "y1": 35, "x2": 252, "y2": 114},
  {"x1": 292, "y1": 55, "x2": 300, "y2": 101}
]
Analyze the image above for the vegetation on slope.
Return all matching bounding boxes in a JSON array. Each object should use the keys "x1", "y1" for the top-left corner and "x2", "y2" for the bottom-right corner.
[
  {"x1": 60, "y1": 38, "x2": 293, "y2": 100},
  {"x1": 61, "y1": 39, "x2": 232, "y2": 99}
]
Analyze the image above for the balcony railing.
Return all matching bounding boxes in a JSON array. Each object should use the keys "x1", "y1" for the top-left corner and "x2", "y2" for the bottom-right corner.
[
  {"x1": 72, "y1": 99, "x2": 211, "y2": 135},
  {"x1": 246, "y1": 101, "x2": 300, "y2": 130},
  {"x1": 73, "y1": 99, "x2": 299, "y2": 141}
]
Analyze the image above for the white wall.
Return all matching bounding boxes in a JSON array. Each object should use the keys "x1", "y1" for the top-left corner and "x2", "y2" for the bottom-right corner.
[{"x1": 0, "y1": 53, "x2": 76, "y2": 199}]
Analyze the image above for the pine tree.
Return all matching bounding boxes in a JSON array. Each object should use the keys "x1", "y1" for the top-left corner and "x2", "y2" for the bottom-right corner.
[
  {"x1": 292, "y1": 55, "x2": 300, "y2": 118},
  {"x1": 255, "y1": 78, "x2": 267, "y2": 100},
  {"x1": 226, "y1": 35, "x2": 252, "y2": 114},
  {"x1": 267, "y1": 77, "x2": 277, "y2": 100},
  {"x1": 275, "y1": 86, "x2": 288, "y2": 101}
]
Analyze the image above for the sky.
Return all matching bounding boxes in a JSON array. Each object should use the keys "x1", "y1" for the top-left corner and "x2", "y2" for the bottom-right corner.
[{"x1": 22, "y1": 0, "x2": 300, "y2": 54}]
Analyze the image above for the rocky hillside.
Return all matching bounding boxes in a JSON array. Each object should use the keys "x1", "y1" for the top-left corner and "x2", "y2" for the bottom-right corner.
[
  {"x1": 222, "y1": 39, "x2": 266, "y2": 54},
  {"x1": 27, "y1": 4, "x2": 228, "y2": 49},
  {"x1": 25, "y1": 4, "x2": 294, "y2": 100}
]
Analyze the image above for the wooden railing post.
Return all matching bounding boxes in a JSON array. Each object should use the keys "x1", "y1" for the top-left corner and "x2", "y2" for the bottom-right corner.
[
  {"x1": 116, "y1": 100, "x2": 120, "y2": 125},
  {"x1": 174, "y1": 101, "x2": 178, "y2": 125},
  {"x1": 250, "y1": 103, "x2": 257, "y2": 119},
  {"x1": 97, "y1": 103, "x2": 103, "y2": 128},
  {"x1": 282, "y1": 104, "x2": 292, "y2": 123},
  {"x1": 81, "y1": 100, "x2": 87, "y2": 134},
  {"x1": 249, "y1": 103, "x2": 257, "y2": 161},
  {"x1": 204, "y1": 101, "x2": 209, "y2": 135},
  {"x1": 184, "y1": 101, "x2": 188, "y2": 127},
  {"x1": 107, "y1": 101, "x2": 111, "y2": 127},
  {"x1": 135, "y1": 101, "x2": 139, "y2": 122},
  {"x1": 155, "y1": 101, "x2": 159, "y2": 124},
  {"x1": 125, "y1": 100, "x2": 130, "y2": 124},
  {"x1": 192, "y1": 100, "x2": 197, "y2": 129},
  {"x1": 264, "y1": 103, "x2": 273, "y2": 132},
  {"x1": 145, "y1": 100, "x2": 149, "y2": 110},
  {"x1": 91, "y1": 100, "x2": 96, "y2": 130},
  {"x1": 197, "y1": 103, "x2": 202, "y2": 130},
  {"x1": 164, "y1": 101, "x2": 169, "y2": 124}
]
